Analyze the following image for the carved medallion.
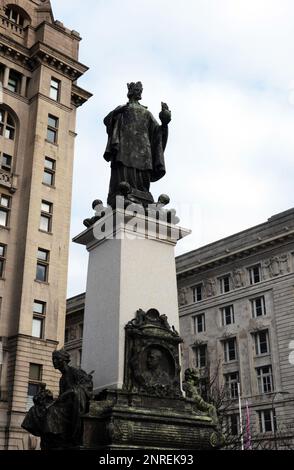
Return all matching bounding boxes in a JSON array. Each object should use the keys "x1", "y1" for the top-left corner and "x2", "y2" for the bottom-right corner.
[{"x1": 124, "y1": 309, "x2": 183, "y2": 398}]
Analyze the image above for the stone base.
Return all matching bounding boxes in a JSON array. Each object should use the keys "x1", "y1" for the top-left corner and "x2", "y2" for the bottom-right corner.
[{"x1": 83, "y1": 390, "x2": 220, "y2": 451}]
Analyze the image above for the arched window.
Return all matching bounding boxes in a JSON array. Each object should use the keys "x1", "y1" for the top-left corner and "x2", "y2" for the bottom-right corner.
[
  {"x1": 4, "y1": 5, "x2": 30, "y2": 27},
  {"x1": 0, "y1": 108, "x2": 15, "y2": 140}
]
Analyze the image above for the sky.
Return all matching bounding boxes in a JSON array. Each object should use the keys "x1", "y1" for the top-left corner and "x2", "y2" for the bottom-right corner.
[{"x1": 50, "y1": 0, "x2": 294, "y2": 298}]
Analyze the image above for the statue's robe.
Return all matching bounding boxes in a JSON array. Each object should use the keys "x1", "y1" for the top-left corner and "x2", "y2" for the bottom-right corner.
[
  {"x1": 103, "y1": 102, "x2": 166, "y2": 199},
  {"x1": 22, "y1": 367, "x2": 92, "y2": 448}
]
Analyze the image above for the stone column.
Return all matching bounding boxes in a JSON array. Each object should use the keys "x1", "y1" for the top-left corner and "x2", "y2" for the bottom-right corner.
[
  {"x1": 3, "y1": 66, "x2": 10, "y2": 88},
  {"x1": 73, "y1": 207, "x2": 191, "y2": 393},
  {"x1": 20, "y1": 75, "x2": 27, "y2": 97}
]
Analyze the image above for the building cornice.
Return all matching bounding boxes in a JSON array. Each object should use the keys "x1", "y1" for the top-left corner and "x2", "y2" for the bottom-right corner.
[
  {"x1": 29, "y1": 41, "x2": 89, "y2": 80},
  {"x1": 177, "y1": 229, "x2": 294, "y2": 279},
  {"x1": 0, "y1": 36, "x2": 31, "y2": 70},
  {"x1": 29, "y1": 92, "x2": 72, "y2": 112},
  {"x1": 0, "y1": 37, "x2": 89, "y2": 81},
  {"x1": 7, "y1": 334, "x2": 58, "y2": 345},
  {"x1": 71, "y1": 84, "x2": 93, "y2": 107}
]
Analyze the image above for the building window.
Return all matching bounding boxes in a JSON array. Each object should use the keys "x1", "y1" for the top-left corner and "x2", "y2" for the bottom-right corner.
[
  {"x1": 257, "y1": 366, "x2": 273, "y2": 394},
  {"x1": 40, "y1": 200, "x2": 53, "y2": 233},
  {"x1": 219, "y1": 275, "x2": 231, "y2": 294},
  {"x1": 258, "y1": 409, "x2": 276, "y2": 433},
  {"x1": 194, "y1": 344, "x2": 207, "y2": 368},
  {"x1": 251, "y1": 296, "x2": 266, "y2": 318},
  {"x1": 36, "y1": 248, "x2": 49, "y2": 282},
  {"x1": 192, "y1": 284, "x2": 202, "y2": 303},
  {"x1": 32, "y1": 300, "x2": 46, "y2": 339},
  {"x1": 223, "y1": 337, "x2": 237, "y2": 362},
  {"x1": 0, "y1": 152, "x2": 12, "y2": 172},
  {"x1": 254, "y1": 330, "x2": 270, "y2": 355},
  {"x1": 248, "y1": 264, "x2": 261, "y2": 285},
  {"x1": 47, "y1": 115, "x2": 59, "y2": 144},
  {"x1": 193, "y1": 313, "x2": 205, "y2": 334},
  {"x1": 27, "y1": 363, "x2": 43, "y2": 411},
  {"x1": 0, "y1": 109, "x2": 15, "y2": 140},
  {"x1": 0, "y1": 194, "x2": 11, "y2": 227},
  {"x1": 43, "y1": 157, "x2": 56, "y2": 186},
  {"x1": 0, "y1": 244, "x2": 6, "y2": 278},
  {"x1": 221, "y1": 305, "x2": 235, "y2": 326},
  {"x1": 225, "y1": 372, "x2": 239, "y2": 399},
  {"x1": 7, "y1": 70, "x2": 21, "y2": 94},
  {"x1": 5, "y1": 7, "x2": 25, "y2": 26},
  {"x1": 227, "y1": 414, "x2": 240, "y2": 436},
  {"x1": 50, "y1": 78, "x2": 60, "y2": 101}
]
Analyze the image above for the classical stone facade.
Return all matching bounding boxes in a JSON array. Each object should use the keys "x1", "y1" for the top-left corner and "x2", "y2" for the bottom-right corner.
[
  {"x1": 65, "y1": 293, "x2": 85, "y2": 369},
  {"x1": 177, "y1": 208, "x2": 294, "y2": 449},
  {"x1": 0, "y1": 0, "x2": 91, "y2": 449},
  {"x1": 66, "y1": 208, "x2": 294, "y2": 449}
]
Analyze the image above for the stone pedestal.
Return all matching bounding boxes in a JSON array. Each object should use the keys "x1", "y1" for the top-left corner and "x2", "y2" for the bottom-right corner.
[
  {"x1": 83, "y1": 390, "x2": 220, "y2": 450},
  {"x1": 73, "y1": 208, "x2": 190, "y2": 393}
]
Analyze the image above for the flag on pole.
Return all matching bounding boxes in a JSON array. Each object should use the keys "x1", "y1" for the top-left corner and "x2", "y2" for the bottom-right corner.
[
  {"x1": 237, "y1": 383, "x2": 244, "y2": 450},
  {"x1": 245, "y1": 399, "x2": 252, "y2": 450}
]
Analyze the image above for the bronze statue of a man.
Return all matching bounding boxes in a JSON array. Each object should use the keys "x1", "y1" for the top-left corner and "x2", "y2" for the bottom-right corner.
[{"x1": 103, "y1": 82, "x2": 171, "y2": 207}]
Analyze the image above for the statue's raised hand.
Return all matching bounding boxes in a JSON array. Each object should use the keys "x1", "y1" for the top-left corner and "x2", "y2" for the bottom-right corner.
[{"x1": 159, "y1": 102, "x2": 171, "y2": 126}]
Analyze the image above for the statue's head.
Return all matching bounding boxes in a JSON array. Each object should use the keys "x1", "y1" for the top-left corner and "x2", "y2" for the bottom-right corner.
[
  {"x1": 52, "y1": 349, "x2": 71, "y2": 370},
  {"x1": 146, "y1": 348, "x2": 162, "y2": 370},
  {"x1": 127, "y1": 81, "x2": 143, "y2": 101}
]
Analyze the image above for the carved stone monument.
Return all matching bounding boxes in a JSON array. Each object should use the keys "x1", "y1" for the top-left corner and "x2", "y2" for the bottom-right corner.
[
  {"x1": 31, "y1": 83, "x2": 220, "y2": 450},
  {"x1": 82, "y1": 310, "x2": 221, "y2": 450}
]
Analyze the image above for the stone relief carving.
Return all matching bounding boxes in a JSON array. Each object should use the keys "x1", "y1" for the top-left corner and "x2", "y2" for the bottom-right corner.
[
  {"x1": 178, "y1": 287, "x2": 189, "y2": 306},
  {"x1": 124, "y1": 309, "x2": 182, "y2": 398},
  {"x1": 205, "y1": 279, "x2": 216, "y2": 297},
  {"x1": 279, "y1": 253, "x2": 291, "y2": 274},
  {"x1": 232, "y1": 268, "x2": 245, "y2": 288},
  {"x1": 107, "y1": 419, "x2": 124, "y2": 442},
  {"x1": 263, "y1": 253, "x2": 291, "y2": 279}
]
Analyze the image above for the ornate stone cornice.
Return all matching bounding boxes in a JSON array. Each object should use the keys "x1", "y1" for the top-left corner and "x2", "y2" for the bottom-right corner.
[
  {"x1": 29, "y1": 42, "x2": 89, "y2": 80},
  {"x1": 0, "y1": 37, "x2": 30, "y2": 69},
  {"x1": 71, "y1": 84, "x2": 93, "y2": 107},
  {"x1": 0, "y1": 37, "x2": 89, "y2": 81},
  {"x1": 177, "y1": 230, "x2": 294, "y2": 279}
]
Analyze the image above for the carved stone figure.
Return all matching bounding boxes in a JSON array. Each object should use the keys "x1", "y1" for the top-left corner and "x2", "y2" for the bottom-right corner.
[
  {"x1": 270, "y1": 256, "x2": 281, "y2": 276},
  {"x1": 279, "y1": 253, "x2": 290, "y2": 274},
  {"x1": 142, "y1": 348, "x2": 170, "y2": 386},
  {"x1": 21, "y1": 350, "x2": 93, "y2": 450},
  {"x1": 262, "y1": 259, "x2": 272, "y2": 279},
  {"x1": 232, "y1": 268, "x2": 245, "y2": 288},
  {"x1": 103, "y1": 81, "x2": 171, "y2": 207},
  {"x1": 205, "y1": 279, "x2": 216, "y2": 297},
  {"x1": 178, "y1": 287, "x2": 189, "y2": 306},
  {"x1": 183, "y1": 368, "x2": 218, "y2": 426},
  {"x1": 124, "y1": 309, "x2": 182, "y2": 398},
  {"x1": 263, "y1": 256, "x2": 281, "y2": 278}
]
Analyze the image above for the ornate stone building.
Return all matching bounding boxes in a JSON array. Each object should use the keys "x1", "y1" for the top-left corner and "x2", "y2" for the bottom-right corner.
[
  {"x1": 65, "y1": 292, "x2": 84, "y2": 369},
  {"x1": 0, "y1": 0, "x2": 91, "y2": 449},
  {"x1": 177, "y1": 208, "x2": 294, "y2": 448},
  {"x1": 66, "y1": 208, "x2": 294, "y2": 448}
]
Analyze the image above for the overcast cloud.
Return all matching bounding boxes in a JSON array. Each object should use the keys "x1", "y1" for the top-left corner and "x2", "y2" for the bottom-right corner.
[{"x1": 50, "y1": 0, "x2": 294, "y2": 297}]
